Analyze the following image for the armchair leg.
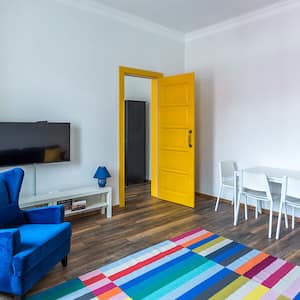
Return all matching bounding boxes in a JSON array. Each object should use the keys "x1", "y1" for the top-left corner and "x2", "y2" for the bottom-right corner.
[{"x1": 61, "y1": 256, "x2": 68, "y2": 267}]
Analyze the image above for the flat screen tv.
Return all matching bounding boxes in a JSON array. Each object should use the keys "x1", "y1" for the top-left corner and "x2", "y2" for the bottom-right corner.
[{"x1": 0, "y1": 122, "x2": 70, "y2": 167}]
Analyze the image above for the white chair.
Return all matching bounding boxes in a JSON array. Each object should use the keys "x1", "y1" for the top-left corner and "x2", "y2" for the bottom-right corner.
[
  {"x1": 276, "y1": 176, "x2": 300, "y2": 240},
  {"x1": 234, "y1": 171, "x2": 278, "y2": 239},
  {"x1": 215, "y1": 160, "x2": 237, "y2": 212}
]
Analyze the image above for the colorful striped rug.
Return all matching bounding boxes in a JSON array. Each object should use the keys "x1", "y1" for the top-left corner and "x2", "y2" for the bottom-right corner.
[{"x1": 28, "y1": 227, "x2": 300, "y2": 300}]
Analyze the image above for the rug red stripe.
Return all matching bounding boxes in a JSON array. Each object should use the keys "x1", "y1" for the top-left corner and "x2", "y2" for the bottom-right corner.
[
  {"x1": 262, "y1": 262, "x2": 295, "y2": 288},
  {"x1": 83, "y1": 273, "x2": 106, "y2": 286},
  {"x1": 170, "y1": 228, "x2": 203, "y2": 242},
  {"x1": 109, "y1": 245, "x2": 183, "y2": 281}
]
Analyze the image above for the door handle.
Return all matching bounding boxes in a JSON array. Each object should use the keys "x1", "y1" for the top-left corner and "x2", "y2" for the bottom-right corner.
[{"x1": 188, "y1": 130, "x2": 192, "y2": 148}]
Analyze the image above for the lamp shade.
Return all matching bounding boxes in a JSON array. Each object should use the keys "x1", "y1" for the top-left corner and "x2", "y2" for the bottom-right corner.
[{"x1": 93, "y1": 166, "x2": 111, "y2": 179}]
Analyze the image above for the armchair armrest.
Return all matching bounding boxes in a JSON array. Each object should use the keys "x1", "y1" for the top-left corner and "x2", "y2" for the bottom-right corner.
[
  {"x1": 0, "y1": 229, "x2": 21, "y2": 276},
  {"x1": 23, "y1": 205, "x2": 65, "y2": 224}
]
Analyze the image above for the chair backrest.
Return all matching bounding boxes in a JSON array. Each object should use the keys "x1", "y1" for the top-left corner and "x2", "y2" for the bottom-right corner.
[
  {"x1": 0, "y1": 168, "x2": 24, "y2": 205},
  {"x1": 282, "y1": 176, "x2": 300, "y2": 200},
  {"x1": 241, "y1": 171, "x2": 271, "y2": 197},
  {"x1": 219, "y1": 161, "x2": 237, "y2": 180}
]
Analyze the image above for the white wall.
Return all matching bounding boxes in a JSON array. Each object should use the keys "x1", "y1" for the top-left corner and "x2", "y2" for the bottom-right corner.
[
  {"x1": 0, "y1": 0, "x2": 184, "y2": 203},
  {"x1": 185, "y1": 3, "x2": 300, "y2": 202},
  {"x1": 125, "y1": 76, "x2": 152, "y2": 180}
]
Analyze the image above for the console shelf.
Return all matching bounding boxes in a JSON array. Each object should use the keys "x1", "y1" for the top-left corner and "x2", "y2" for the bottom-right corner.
[{"x1": 20, "y1": 185, "x2": 112, "y2": 218}]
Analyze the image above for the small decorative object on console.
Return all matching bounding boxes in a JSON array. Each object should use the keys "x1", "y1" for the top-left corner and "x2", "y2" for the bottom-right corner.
[
  {"x1": 71, "y1": 200, "x2": 86, "y2": 211},
  {"x1": 57, "y1": 199, "x2": 72, "y2": 212},
  {"x1": 93, "y1": 166, "x2": 111, "y2": 187}
]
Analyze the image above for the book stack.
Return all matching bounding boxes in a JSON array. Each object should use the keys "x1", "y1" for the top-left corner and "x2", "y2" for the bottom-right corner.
[
  {"x1": 57, "y1": 199, "x2": 87, "y2": 213},
  {"x1": 71, "y1": 200, "x2": 87, "y2": 211},
  {"x1": 57, "y1": 199, "x2": 72, "y2": 214}
]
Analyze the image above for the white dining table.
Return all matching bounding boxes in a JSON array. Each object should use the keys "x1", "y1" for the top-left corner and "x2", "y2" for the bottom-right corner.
[{"x1": 233, "y1": 166, "x2": 300, "y2": 225}]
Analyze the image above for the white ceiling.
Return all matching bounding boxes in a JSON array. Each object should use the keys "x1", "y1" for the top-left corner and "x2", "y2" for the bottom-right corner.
[{"x1": 94, "y1": 0, "x2": 288, "y2": 33}]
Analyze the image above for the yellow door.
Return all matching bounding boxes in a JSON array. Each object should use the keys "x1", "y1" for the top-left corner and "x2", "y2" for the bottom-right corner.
[{"x1": 156, "y1": 73, "x2": 195, "y2": 208}]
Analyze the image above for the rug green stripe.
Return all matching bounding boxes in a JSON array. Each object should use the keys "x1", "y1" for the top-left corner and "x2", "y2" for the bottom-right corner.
[
  {"x1": 208, "y1": 275, "x2": 249, "y2": 300},
  {"x1": 143, "y1": 260, "x2": 217, "y2": 300},
  {"x1": 27, "y1": 278, "x2": 85, "y2": 300},
  {"x1": 193, "y1": 236, "x2": 226, "y2": 253},
  {"x1": 277, "y1": 295, "x2": 291, "y2": 300},
  {"x1": 125, "y1": 254, "x2": 208, "y2": 299}
]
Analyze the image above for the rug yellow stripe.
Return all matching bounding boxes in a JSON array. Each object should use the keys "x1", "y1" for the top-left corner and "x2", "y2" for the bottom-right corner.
[
  {"x1": 209, "y1": 276, "x2": 249, "y2": 300},
  {"x1": 276, "y1": 296, "x2": 290, "y2": 300},
  {"x1": 243, "y1": 285, "x2": 269, "y2": 300},
  {"x1": 193, "y1": 236, "x2": 226, "y2": 253}
]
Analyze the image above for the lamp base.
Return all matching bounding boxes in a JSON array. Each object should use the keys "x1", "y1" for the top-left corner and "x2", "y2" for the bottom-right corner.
[{"x1": 98, "y1": 178, "x2": 107, "y2": 188}]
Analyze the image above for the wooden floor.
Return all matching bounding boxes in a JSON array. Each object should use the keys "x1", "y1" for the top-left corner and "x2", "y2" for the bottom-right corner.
[{"x1": 2, "y1": 184, "x2": 300, "y2": 299}]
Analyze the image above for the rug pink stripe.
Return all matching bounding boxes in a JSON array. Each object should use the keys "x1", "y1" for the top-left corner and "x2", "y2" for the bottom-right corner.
[
  {"x1": 88, "y1": 278, "x2": 111, "y2": 291},
  {"x1": 80, "y1": 269, "x2": 102, "y2": 281},
  {"x1": 170, "y1": 227, "x2": 203, "y2": 242},
  {"x1": 283, "y1": 271, "x2": 300, "y2": 298},
  {"x1": 172, "y1": 229, "x2": 207, "y2": 245},
  {"x1": 93, "y1": 282, "x2": 116, "y2": 296},
  {"x1": 260, "y1": 289, "x2": 282, "y2": 300},
  {"x1": 263, "y1": 262, "x2": 295, "y2": 288},
  {"x1": 252, "y1": 259, "x2": 285, "y2": 283},
  {"x1": 244, "y1": 256, "x2": 276, "y2": 278}
]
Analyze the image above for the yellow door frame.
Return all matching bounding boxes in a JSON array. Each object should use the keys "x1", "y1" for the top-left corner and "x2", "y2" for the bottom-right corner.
[{"x1": 119, "y1": 66, "x2": 163, "y2": 207}]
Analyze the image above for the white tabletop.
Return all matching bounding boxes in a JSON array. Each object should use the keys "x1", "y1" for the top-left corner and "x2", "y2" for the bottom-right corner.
[{"x1": 242, "y1": 166, "x2": 300, "y2": 182}]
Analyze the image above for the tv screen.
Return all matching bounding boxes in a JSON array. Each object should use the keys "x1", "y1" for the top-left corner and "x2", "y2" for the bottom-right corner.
[{"x1": 0, "y1": 122, "x2": 70, "y2": 167}]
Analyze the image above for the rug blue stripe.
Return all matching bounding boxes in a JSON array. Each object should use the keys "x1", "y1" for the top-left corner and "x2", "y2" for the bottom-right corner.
[
  {"x1": 213, "y1": 244, "x2": 246, "y2": 264},
  {"x1": 295, "y1": 292, "x2": 300, "y2": 300},
  {"x1": 123, "y1": 253, "x2": 208, "y2": 299},
  {"x1": 188, "y1": 234, "x2": 219, "y2": 250},
  {"x1": 100, "y1": 240, "x2": 173, "y2": 272},
  {"x1": 120, "y1": 251, "x2": 194, "y2": 290},
  {"x1": 176, "y1": 268, "x2": 232, "y2": 300},
  {"x1": 206, "y1": 241, "x2": 237, "y2": 259},
  {"x1": 115, "y1": 248, "x2": 190, "y2": 286}
]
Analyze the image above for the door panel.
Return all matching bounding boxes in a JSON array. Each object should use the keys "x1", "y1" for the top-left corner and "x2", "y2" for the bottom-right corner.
[{"x1": 157, "y1": 73, "x2": 195, "y2": 208}]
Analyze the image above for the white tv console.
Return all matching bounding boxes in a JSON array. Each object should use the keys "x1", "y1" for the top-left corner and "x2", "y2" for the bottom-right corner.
[{"x1": 20, "y1": 185, "x2": 112, "y2": 218}]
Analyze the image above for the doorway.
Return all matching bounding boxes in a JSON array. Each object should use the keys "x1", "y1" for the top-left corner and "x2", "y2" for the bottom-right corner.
[
  {"x1": 119, "y1": 67, "x2": 163, "y2": 207},
  {"x1": 119, "y1": 67, "x2": 195, "y2": 208},
  {"x1": 124, "y1": 76, "x2": 151, "y2": 200}
]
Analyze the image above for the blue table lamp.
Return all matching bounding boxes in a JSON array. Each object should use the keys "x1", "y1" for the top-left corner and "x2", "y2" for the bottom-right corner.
[{"x1": 94, "y1": 166, "x2": 111, "y2": 187}]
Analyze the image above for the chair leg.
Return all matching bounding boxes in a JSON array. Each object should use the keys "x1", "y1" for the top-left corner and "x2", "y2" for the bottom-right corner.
[
  {"x1": 61, "y1": 256, "x2": 68, "y2": 267},
  {"x1": 268, "y1": 202, "x2": 273, "y2": 239},
  {"x1": 258, "y1": 200, "x2": 262, "y2": 214},
  {"x1": 292, "y1": 207, "x2": 295, "y2": 230},
  {"x1": 255, "y1": 200, "x2": 259, "y2": 219},
  {"x1": 284, "y1": 203, "x2": 288, "y2": 229},
  {"x1": 276, "y1": 200, "x2": 284, "y2": 240},
  {"x1": 244, "y1": 195, "x2": 248, "y2": 221},
  {"x1": 215, "y1": 184, "x2": 223, "y2": 212},
  {"x1": 234, "y1": 192, "x2": 241, "y2": 226}
]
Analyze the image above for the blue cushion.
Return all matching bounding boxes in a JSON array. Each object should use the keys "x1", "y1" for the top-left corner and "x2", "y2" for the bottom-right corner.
[
  {"x1": 0, "y1": 179, "x2": 9, "y2": 208},
  {"x1": 13, "y1": 223, "x2": 72, "y2": 276}
]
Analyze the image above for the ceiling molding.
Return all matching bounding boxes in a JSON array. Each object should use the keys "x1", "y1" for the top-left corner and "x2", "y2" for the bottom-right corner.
[
  {"x1": 55, "y1": 0, "x2": 185, "y2": 42},
  {"x1": 185, "y1": 0, "x2": 300, "y2": 42}
]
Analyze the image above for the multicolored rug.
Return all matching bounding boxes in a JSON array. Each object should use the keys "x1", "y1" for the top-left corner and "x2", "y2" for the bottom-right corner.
[{"x1": 28, "y1": 227, "x2": 300, "y2": 300}]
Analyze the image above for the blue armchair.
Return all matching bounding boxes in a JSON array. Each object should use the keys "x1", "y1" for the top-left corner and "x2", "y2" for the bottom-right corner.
[{"x1": 0, "y1": 168, "x2": 72, "y2": 299}]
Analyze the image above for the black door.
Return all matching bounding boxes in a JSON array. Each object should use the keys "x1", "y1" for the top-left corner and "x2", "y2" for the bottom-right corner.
[{"x1": 125, "y1": 100, "x2": 146, "y2": 185}]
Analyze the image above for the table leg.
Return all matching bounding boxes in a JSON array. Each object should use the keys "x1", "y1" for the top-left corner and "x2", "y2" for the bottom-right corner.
[
  {"x1": 233, "y1": 171, "x2": 238, "y2": 225},
  {"x1": 100, "y1": 194, "x2": 105, "y2": 214},
  {"x1": 106, "y1": 190, "x2": 112, "y2": 218}
]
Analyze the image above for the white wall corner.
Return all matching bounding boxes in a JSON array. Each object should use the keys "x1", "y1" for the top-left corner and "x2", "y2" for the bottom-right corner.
[
  {"x1": 185, "y1": 0, "x2": 300, "y2": 42},
  {"x1": 55, "y1": 0, "x2": 185, "y2": 42}
]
